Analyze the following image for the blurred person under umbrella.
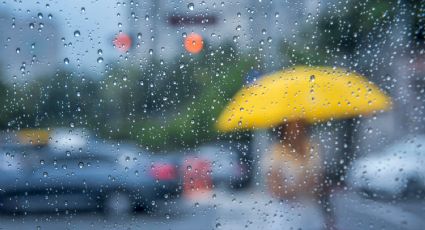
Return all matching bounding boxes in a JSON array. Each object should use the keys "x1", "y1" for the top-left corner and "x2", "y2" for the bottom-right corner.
[{"x1": 216, "y1": 66, "x2": 392, "y2": 229}]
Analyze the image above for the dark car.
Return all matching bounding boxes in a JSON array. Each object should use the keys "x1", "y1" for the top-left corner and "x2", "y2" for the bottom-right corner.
[{"x1": 0, "y1": 130, "x2": 182, "y2": 215}]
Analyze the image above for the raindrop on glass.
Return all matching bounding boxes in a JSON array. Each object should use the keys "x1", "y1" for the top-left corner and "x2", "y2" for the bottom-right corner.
[{"x1": 187, "y1": 3, "x2": 194, "y2": 11}]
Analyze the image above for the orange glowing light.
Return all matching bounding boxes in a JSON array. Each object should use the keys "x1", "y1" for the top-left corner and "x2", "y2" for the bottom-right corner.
[{"x1": 184, "y1": 33, "x2": 204, "y2": 54}]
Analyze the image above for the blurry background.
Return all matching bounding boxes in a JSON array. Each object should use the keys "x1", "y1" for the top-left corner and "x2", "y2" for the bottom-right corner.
[{"x1": 0, "y1": 0, "x2": 424, "y2": 229}]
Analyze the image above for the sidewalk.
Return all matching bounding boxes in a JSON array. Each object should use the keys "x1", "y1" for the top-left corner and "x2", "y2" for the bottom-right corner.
[
  {"x1": 187, "y1": 188, "x2": 324, "y2": 230},
  {"x1": 185, "y1": 188, "x2": 425, "y2": 230}
]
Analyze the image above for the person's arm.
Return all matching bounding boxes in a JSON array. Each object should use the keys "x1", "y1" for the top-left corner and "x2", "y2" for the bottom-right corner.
[
  {"x1": 267, "y1": 167, "x2": 298, "y2": 199},
  {"x1": 301, "y1": 146, "x2": 324, "y2": 196},
  {"x1": 266, "y1": 146, "x2": 299, "y2": 199}
]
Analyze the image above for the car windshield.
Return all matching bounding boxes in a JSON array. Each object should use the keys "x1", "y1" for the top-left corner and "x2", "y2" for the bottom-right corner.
[{"x1": 0, "y1": 1, "x2": 424, "y2": 229}]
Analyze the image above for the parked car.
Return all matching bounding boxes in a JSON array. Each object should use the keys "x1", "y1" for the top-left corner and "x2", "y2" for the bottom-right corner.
[
  {"x1": 186, "y1": 142, "x2": 252, "y2": 189},
  {"x1": 0, "y1": 129, "x2": 182, "y2": 214},
  {"x1": 348, "y1": 135, "x2": 425, "y2": 199}
]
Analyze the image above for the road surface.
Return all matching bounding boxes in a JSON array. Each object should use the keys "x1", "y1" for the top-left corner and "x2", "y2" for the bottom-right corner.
[{"x1": 0, "y1": 189, "x2": 424, "y2": 230}]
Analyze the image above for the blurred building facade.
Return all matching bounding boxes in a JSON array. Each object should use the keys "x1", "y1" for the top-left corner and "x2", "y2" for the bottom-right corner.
[
  {"x1": 0, "y1": 10, "x2": 60, "y2": 83},
  {"x1": 126, "y1": 0, "x2": 319, "y2": 64}
]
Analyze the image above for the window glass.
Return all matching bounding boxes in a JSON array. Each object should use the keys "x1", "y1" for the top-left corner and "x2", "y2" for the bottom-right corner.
[{"x1": 0, "y1": 1, "x2": 424, "y2": 229}]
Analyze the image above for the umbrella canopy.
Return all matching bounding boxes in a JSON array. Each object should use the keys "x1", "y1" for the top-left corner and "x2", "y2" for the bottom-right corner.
[{"x1": 216, "y1": 66, "x2": 392, "y2": 132}]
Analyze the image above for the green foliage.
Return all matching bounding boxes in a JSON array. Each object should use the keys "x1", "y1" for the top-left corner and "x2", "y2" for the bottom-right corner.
[
  {"x1": 0, "y1": 71, "x2": 98, "y2": 130},
  {"x1": 316, "y1": 0, "x2": 396, "y2": 54},
  {"x1": 134, "y1": 43, "x2": 255, "y2": 151},
  {"x1": 281, "y1": 0, "x2": 398, "y2": 65}
]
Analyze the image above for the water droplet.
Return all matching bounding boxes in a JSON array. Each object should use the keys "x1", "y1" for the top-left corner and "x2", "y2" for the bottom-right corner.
[
  {"x1": 187, "y1": 3, "x2": 194, "y2": 11},
  {"x1": 74, "y1": 30, "x2": 80, "y2": 37},
  {"x1": 310, "y1": 75, "x2": 315, "y2": 82},
  {"x1": 81, "y1": 7, "x2": 85, "y2": 13},
  {"x1": 97, "y1": 57, "x2": 103, "y2": 63},
  {"x1": 367, "y1": 127, "x2": 373, "y2": 134},
  {"x1": 43, "y1": 172, "x2": 48, "y2": 177},
  {"x1": 69, "y1": 122, "x2": 75, "y2": 128},
  {"x1": 20, "y1": 63, "x2": 26, "y2": 72},
  {"x1": 16, "y1": 48, "x2": 20, "y2": 54},
  {"x1": 37, "y1": 13, "x2": 43, "y2": 19},
  {"x1": 78, "y1": 162, "x2": 84, "y2": 168},
  {"x1": 64, "y1": 58, "x2": 69, "y2": 64}
]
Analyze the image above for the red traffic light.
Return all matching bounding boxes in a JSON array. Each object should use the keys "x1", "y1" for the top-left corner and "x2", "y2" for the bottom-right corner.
[{"x1": 113, "y1": 33, "x2": 132, "y2": 52}]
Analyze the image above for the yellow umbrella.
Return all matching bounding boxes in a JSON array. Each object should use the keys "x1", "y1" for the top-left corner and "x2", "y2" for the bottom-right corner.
[{"x1": 216, "y1": 66, "x2": 392, "y2": 132}]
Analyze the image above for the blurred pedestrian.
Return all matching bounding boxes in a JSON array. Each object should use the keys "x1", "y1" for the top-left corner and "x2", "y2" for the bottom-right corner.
[
  {"x1": 216, "y1": 66, "x2": 392, "y2": 230},
  {"x1": 264, "y1": 120, "x2": 336, "y2": 230}
]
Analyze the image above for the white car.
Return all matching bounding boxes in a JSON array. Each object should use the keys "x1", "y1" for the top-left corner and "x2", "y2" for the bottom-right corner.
[
  {"x1": 348, "y1": 135, "x2": 425, "y2": 198},
  {"x1": 191, "y1": 143, "x2": 252, "y2": 189}
]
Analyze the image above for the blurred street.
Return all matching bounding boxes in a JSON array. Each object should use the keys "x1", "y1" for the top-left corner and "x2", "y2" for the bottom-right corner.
[
  {"x1": 1, "y1": 1, "x2": 425, "y2": 229},
  {"x1": 1, "y1": 189, "x2": 424, "y2": 230}
]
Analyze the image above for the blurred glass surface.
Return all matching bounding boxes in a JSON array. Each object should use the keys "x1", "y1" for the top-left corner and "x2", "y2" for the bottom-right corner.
[{"x1": 0, "y1": 0, "x2": 424, "y2": 229}]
